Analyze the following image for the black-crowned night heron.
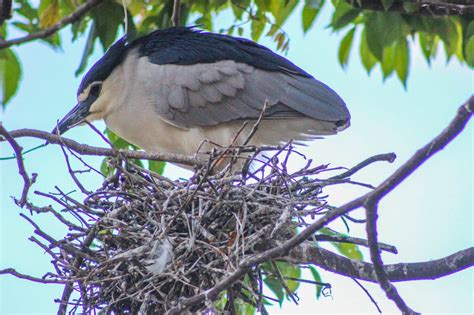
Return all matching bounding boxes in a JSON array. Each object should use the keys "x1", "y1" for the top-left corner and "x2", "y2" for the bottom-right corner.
[{"x1": 54, "y1": 27, "x2": 350, "y2": 164}]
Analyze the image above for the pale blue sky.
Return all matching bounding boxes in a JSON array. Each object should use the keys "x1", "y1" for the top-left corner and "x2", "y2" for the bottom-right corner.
[{"x1": 1, "y1": 3, "x2": 472, "y2": 314}]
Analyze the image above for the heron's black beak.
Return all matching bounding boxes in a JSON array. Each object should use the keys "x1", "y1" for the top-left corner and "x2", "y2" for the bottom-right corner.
[{"x1": 52, "y1": 101, "x2": 92, "y2": 135}]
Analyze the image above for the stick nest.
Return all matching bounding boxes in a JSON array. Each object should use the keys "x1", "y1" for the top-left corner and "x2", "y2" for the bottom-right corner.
[{"x1": 26, "y1": 144, "x2": 364, "y2": 313}]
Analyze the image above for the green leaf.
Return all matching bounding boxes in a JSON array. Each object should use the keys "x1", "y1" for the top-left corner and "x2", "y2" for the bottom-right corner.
[
  {"x1": 319, "y1": 228, "x2": 363, "y2": 260},
  {"x1": 360, "y1": 29, "x2": 378, "y2": 74},
  {"x1": 149, "y1": 160, "x2": 166, "y2": 175},
  {"x1": 234, "y1": 298, "x2": 256, "y2": 315},
  {"x1": 365, "y1": 12, "x2": 404, "y2": 60},
  {"x1": 381, "y1": 44, "x2": 395, "y2": 79},
  {"x1": 100, "y1": 157, "x2": 114, "y2": 176},
  {"x1": 464, "y1": 35, "x2": 474, "y2": 67},
  {"x1": 251, "y1": 18, "x2": 265, "y2": 42},
  {"x1": 308, "y1": 265, "x2": 323, "y2": 299},
  {"x1": 91, "y1": 0, "x2": 124, "y2": 51},
  {"x1": 301, "y1": 3, "x2": 321, "y2": 33},
  {"x1": 418, "y1": 32, "x2": 438, "y2": 65},
  {"x1": 39, "y1": 0, "x2": 60, "y2": 28},
  {"x1": 330, "y1": 1, "x2": 360, "y2": 30},
  {"x1": 15, "y1": 0, "x2": 37, "y2": 20},
  {"x1": 338, "y1": 27, "x2": 355, "y2": 68},
  {"x1": 432, "y1": 18, "x2": 460, "y2": 60},
  {"x1": 269, "y1": 0, "x2": 298, "y2": 26},
  {"x1": 59, "y1": 0, "x2": 75, "y2": 16},
  {"x1": 402, "y1": 2, "x2": 417, "y2": 13},
  {"x1": 394, "y1": 39, "x2": 409, "y2": 87},
  {"x1": 213, "y1": 290, "x2": 227, "y2": 311},
  {"x1": 381, "y1": 0, "x2": 395, "y2": 11},
  {"x1": 0, "y1": 49, "x2": 22, "y2": 109},
  {"x1": 264, "y1": 276, "x2": 284, "y2": 305},
  {"x1": 275, "y1": 261, "x2": 301, "y2": 294}
]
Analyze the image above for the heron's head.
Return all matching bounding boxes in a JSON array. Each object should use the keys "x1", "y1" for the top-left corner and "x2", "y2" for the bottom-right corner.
[{"x1": 52, "y1": 37, "x2": 129, "y2": 135}]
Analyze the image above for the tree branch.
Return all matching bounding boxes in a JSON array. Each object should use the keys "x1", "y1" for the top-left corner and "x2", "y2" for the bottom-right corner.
[
  {"x1": 365, "y1": 202, "x2": 417, "y2": 314},
  {"x1": 0, "y1": 0, "x2": 12, "y2": 25},
  {"x1": 0, "y1": 0, "x2": 104, "y2": 50},
  {"x1": 0, "y1": 128, "x2": 204, "y2": 167},
  {"x1": 288, "y1": 244, "x2": 474, "y2": 283},
  {"x1": 346, "y1": 0, "x2": 474, "y2": 17}
]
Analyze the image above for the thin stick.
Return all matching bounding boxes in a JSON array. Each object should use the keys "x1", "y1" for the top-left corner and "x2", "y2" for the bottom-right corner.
[
  {"x1": 0, "y1": 123, "x2": 33, "y2": 207},
  {"x1": 171, "y1": 0, "x2": 181, "y2": 27}
]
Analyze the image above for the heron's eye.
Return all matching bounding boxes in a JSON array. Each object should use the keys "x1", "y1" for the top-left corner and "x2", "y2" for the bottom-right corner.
[{"x1": 89, "y1": 83, "x2": 102, "y2": 98}]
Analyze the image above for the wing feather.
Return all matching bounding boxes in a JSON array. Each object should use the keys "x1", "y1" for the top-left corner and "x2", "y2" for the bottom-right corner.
[{"x1": 145, "y1": 59, "x2": 349, "y2": 129}]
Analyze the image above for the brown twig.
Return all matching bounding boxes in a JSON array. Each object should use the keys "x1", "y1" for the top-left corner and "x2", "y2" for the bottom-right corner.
[
  {"x1": 0, "y1": 268, "x2": 68, "y2": 284},
  {"x1": 0, "y1": 123, "x2": 34, "y2": 207},
  {"x1": 315, "y1": 234, "x2": 398, "y2": 254},
  {"x1": 0, "y1": 0, "x2": 104, "y2": 49},
  {"x1": 352, "y1": 278, "x2": 382, "y2": 314}
]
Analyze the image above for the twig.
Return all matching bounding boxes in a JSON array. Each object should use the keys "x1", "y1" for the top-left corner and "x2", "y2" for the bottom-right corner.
[
  {"x1": 315, "y1": 234, "x2": 398, "y2": 254},
  {"x1": 352, "y1": 278, "x2": 382, "y2": 314},
  {"x1": 0, "y1": 268, "x2": 68, "y2": 284},
  {"x1": 0, "y1": 123, "x2": 34, "y2": 207},
  {"x1": 329, "y1": 153, "x2": 396, "y2": 181},
  {"x1": 0, "y1": 0, "x2": 104, "y2": 49},
  {"x1": 171, "y1": 0, "x2": 181, "y2": 27}
]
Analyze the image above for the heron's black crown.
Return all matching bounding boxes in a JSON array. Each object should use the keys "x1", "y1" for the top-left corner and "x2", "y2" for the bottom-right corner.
[
  {"x1": 77, "y1": 27, "x2": 313, "y2": 97},
  {"x1": 77, "y1": 36, "x2": 129, "y2": 96}
]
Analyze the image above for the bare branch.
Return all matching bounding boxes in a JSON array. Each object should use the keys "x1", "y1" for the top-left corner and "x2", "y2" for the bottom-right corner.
[
  {"x1": 288, "y1": 244, "x2": 474, "y2": 283},
  {"x1": 0, "y1": 0, "x2": 12, "y2": 25},
  {"x1": 365, "y1": 202, "x2": 416, "y2": 313},
  {"x1": 1, "y1": 128, "x2": 205, "y2": 167},
  {"x1": 0, "y1": 0, "x2": 104, "y2": 49},
  {"x1": 0, "y1": 268, "x2": 68, "y2": 284},
  {"x1": 346, "y1": 0, "x2": 474, "y2": 16},
  {"x1": 329, "y1": 153, "x2": 396, "y2": 181},
  {"x1": 315, "y1": 234, "x2": 398, "y2": 254}
]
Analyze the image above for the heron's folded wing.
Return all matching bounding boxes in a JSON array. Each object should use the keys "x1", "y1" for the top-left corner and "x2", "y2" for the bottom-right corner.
[{"x1": 141, "y1": 60, "x2": 350, "y2": 129}]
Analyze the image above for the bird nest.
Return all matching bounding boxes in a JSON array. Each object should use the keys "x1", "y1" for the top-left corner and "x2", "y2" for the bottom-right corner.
[{"x1": 23, "y1": 143, "x2": 376, "y2": 314}]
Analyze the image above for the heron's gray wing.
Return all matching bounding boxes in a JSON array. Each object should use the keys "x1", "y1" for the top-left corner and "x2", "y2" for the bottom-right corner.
[{"x1": 142, "y1": 60, "x2": 349, "y2": 128}]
